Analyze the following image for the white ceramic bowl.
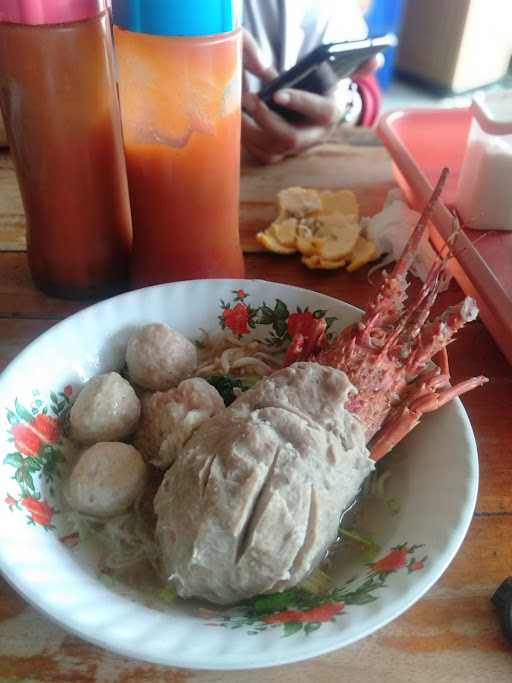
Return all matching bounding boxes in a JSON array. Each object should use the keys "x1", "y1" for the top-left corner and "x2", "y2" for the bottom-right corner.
[{"x1": 0, "y1": 279, "x2": 478, "y2": 670}]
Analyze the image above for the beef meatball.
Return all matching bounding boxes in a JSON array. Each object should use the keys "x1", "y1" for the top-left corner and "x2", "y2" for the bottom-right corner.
[
  {"x1": 65, "y1": 442, "x2": 147, "y2": 519},
  {"x1": 70, "y1": 372, "x2": 141, "y2": 445},
  {"x1": 134, "y1": 377, "x2": 225, "y2": 469},
  {"x1": 154, "y1": 363, "x2": 373, "y2": 605},
  {"x1": 126, "y1": 323, "x2": 197, "y2": 391}
]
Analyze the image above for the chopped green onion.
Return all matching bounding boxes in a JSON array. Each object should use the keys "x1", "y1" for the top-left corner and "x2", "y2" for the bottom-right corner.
[
  {"x1": 159, "y1": 584, "x2": 178, "y2": 604},
  {"x1": 241, "y1": 375, "x2": 260, "y2": 390},
  {"x1": 206, "y1": 375, "x2": 243, "y2": 405},
  {"x1": 386, "y1": 497, "x2": 401, "y2": 515},
  {"x1": 339, "y1": 527, "x2": 381, "y2": 562},
  {"x1": 375, "y1": 470, "x2": 391, "y2": 498},
  {"x1": 98, "y1": 572, "x2": 115, "y2": 588},
  {"x1": 300, "y1": 568, "x2": 335, "y2": 595},
  {"x1": 207, "y1": 374, "x2": 261, "y2": 406}
]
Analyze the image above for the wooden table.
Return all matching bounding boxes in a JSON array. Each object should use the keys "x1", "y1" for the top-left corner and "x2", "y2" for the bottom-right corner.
[{"x1": 1, "y1": 131, "x2": 512, "y2": 682}]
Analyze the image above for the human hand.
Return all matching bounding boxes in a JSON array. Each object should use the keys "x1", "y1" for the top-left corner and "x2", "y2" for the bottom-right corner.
[
  {"x1": 242, "y1": 29, "x2": 342, "y2": 164},
  {"x1": 242, "y1": 89, "x2": 342, "y2": 165},
  {"x1": 241, "y1": 31, "x2": 383, "y2": 165}
]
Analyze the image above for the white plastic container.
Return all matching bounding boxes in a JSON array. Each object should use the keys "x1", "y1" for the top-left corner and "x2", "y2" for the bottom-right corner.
[{"x1": 456, "y1": 90, "x2": 512, "y2": 231}]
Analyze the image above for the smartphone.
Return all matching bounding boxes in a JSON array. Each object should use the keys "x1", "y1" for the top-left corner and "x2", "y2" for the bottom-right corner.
[{"x1": 258, "y1": 33, "x2": 397, "y2": 123}]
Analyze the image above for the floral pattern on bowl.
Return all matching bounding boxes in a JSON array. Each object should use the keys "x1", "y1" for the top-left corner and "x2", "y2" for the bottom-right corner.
[
  {"x1": 208, "y1": 543, "x2": 428, "y2": 637},
  {"x1": 4, "y1": 388, "x2": 72, "y2": 529},
  {"x1": 218, "y1": 288, "x2": 337, "y2": 346}
]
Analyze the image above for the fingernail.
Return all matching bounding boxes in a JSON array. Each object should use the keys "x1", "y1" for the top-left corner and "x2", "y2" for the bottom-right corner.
[
  {"x1": 274, "y1": 91, "x2": 290, "y2": 105},
  {"x1": 264, "y1": 66, "x2": 279, "y2": 80}
]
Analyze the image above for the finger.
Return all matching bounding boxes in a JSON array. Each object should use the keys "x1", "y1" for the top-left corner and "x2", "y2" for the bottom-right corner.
[
  {"x1": 251, "y1": 98, "x2": 334, "y2": 153},
  {"x1": 242, "y1": 92, "x2": 259, "y2": 116},
  {"x1": 245, "y1": 144, "x2": 285, "y2": 165},
  {"x1": 241, "y1": 112, "x2": 279, "y2": 158},
  {"x1": 272, "y1": 89, "x2": 341, "y2": 127},
  {"x1": 353, "y1": 53, "x2": 385, "y2": 78},
  {"x1": 245, "y1": 98, "x2": 302, "y2": 153},
  {"x1": 241, "y1": 110, "x2": 266, "y2": 146},
  {"x1": 241, "y1": 116, "x2": 284, "y2": 164},
  {"x1": 242, "y1": 28, "x2": 278, "y2": 82},
  {"x1": 243, "y1": 98, "x2": 332, "y2": 158},
  {"x1": 241, "y1": 112, "x2": 289, "y2": 164}
]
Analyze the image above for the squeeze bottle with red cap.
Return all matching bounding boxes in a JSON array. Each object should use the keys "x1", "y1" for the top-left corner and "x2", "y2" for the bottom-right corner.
[
  {"x1": 0, "y1": 0, "x2": 133, "y2": 299},
  {"x1": 111, "y1": 0, "x2": 245, "y2": 286}
]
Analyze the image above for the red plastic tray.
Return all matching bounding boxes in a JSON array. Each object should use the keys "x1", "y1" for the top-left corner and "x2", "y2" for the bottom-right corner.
[{"x1": 378, "y1": 107, "x2": 512, "y2": 364}]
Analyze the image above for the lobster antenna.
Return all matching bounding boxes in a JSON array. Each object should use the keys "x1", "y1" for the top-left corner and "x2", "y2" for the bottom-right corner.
[{"x1": 392, "y1": 167, "x2": 450, "y2": 278}]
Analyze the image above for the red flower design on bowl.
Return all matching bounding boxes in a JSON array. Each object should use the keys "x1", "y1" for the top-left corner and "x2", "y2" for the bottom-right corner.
[
  {"x1": 264, "y1": 602, "x2": 344, "y2": 625},
  {"x1": 223, "y1": 303, "x2": 250, "y2": 336},
  {"x1": 11, "y1": 423, "x2": 41, "y2": 457},
  {"x1": 21, "y1": 497, "x2": 54, "y2": 526},
  {"x1": 371, "y1": 547, "x2": 409, "y2": 573},
  {"x1": 32, "y1": 413, "x2": 60, "y2": 444}
]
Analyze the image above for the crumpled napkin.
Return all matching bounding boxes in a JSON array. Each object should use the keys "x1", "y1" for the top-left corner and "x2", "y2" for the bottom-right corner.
[{"x1": 361, "y1": 189, "x2": 451, "y2": 291}]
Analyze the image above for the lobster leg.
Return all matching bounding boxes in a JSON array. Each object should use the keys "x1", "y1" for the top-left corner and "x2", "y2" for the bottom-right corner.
[
  {"x1": 407, "y1": 298, "x2": 479, "y2": 376},
  {"x1": 284, "y1": 318, "x2": 327, "y2": 366},
  {"x1": 369, "y1": 374, "x2": 488, "y2": 461},
  {"x1": 435, "y1": 347, "x2": 450, "y2": 377}
]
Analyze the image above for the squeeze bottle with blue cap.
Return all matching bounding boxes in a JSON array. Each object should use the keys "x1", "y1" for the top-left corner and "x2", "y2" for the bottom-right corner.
[{"x1": 111, "y1": 0, "x2": 245, "y2": 286}]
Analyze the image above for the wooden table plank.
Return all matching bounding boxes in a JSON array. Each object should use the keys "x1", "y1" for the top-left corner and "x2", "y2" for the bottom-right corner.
[{"x1": 0, "y1": 154, "x2": 24, "y2": 251}]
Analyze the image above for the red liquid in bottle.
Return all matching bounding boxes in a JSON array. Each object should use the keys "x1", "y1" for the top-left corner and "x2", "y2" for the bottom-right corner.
[
  {"x1": 115, "y1": 27, "x2": 245, "y2": 286},
  {"x1": 0, "y1": 12, "x2": 133, "y2": 298}
]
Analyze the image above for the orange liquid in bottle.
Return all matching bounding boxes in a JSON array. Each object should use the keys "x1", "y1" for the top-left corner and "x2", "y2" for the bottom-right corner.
[
  {"x1": 115, "y1": 27, "x2": 245, "y2": 286},
  {"x1": 0, "y1": 13, "x2": 133, "y2": 298}
]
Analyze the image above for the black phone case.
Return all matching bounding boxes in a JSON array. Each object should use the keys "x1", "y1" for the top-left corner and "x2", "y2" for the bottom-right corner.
[
  {"x1": 258, "y1": 35, "x2": 396, "y2": 124},
  {"x1": 264, "y1": 61, "x2": 339, "y2": 123}
]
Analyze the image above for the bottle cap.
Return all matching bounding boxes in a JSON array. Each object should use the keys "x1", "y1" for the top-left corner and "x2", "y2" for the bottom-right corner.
[
  {"x1": 111, "y1": 0, "x2": 241, "y2": 37},
  {"x1": 0, "y1": 0, "x2": 107, "y2": 25}
]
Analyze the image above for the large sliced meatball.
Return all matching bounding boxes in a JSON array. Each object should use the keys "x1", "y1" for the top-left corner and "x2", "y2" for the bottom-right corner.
[{"x1": 154, "y1": 362, "x2": 373, "y2": 605}]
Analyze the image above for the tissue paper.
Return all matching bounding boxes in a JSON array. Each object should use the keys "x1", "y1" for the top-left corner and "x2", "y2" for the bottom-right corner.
[{"x1": 362, "y1": 189, "x2": 451, "y2": 290}]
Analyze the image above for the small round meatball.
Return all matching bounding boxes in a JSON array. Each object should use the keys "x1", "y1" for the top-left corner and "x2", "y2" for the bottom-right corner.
[
  {"x1": 126, "y1": 323, "x2": 197, "y2": 391},
  {"x1": 70, "y1": 372, "x2": 141, "y2": 445},
  {"x1": 66, "y1": 442, "x2": 147, "y2": 519}
]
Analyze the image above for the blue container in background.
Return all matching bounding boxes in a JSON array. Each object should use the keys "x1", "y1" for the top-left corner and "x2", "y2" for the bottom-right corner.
[{"x1": 364, "y1": 0, "x2": 405, "y2": 90}]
